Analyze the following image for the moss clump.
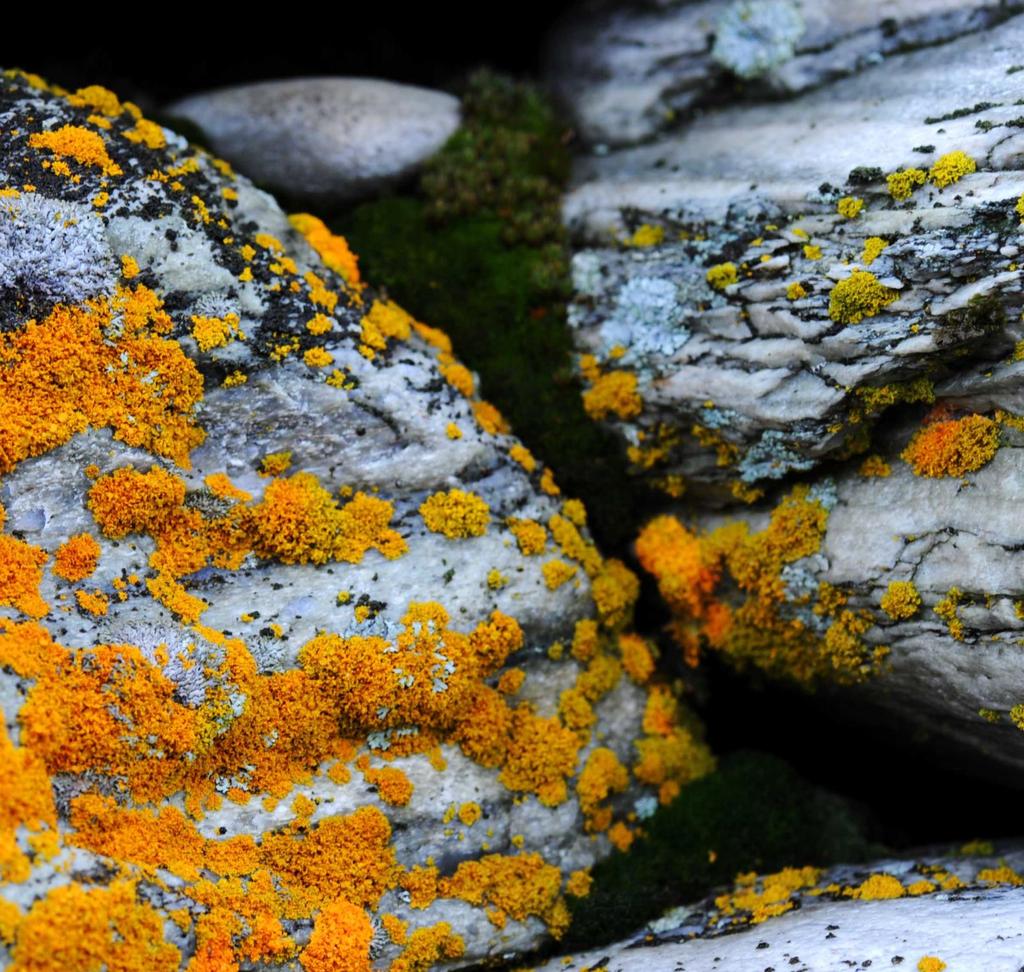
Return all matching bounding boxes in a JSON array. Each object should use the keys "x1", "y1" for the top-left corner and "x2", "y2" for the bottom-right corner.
[
  {"x1": 335, "y1": 71, "x2": 648, "y2": 549},
  {"x1": 562, "y1": 752, "x2": 876, "y2": 949}
]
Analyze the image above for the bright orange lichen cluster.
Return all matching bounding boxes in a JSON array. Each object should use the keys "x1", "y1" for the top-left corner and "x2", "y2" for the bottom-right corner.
[
  {"x1": 636, "y1": 486, "x2": 883, "y2": 681},
  {"x1": 289, "y1": 213, "x2": 362, "y2": 289},
  {"x1": 900, "y1": 413, "x2": 999, "y2": 477},
  {"x1": 0, "y1": 285, "x2": 205, "y2": 473}
]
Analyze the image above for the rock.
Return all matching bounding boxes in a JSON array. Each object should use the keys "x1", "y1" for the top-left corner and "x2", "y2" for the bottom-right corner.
[
  {"x1": 537, "y1": 847, "x2": 1024, "y2": 972},
  {"x1": 0, "y1": 70, "x2": 714, "y2": 969},
  {"x1": 544, "y1": 0, "x2": 1020, "y2": 147},
  {"x1": 166, "y1": 77, "x2": 461, "y2": 205},
  {"x1": 561, "y1": 14, "x2": 1024, "y2": 501},
  {"x1": 636, "y1": 423, "x2": 1024, "y2": 773}
]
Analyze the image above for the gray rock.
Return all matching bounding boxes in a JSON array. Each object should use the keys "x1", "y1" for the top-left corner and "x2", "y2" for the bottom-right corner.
[
  {"x1": 536, "y1": 848, "x2": 1024, "y2": 972},
  {"x1": 562, "y1": 13, "x2": 1024, "y2": 500},
  {"x1": 545, "y1": 0, "x2": 1020, "y2": 147},
  {"x1": 166, "y1": 77, "x2": 460, "y2": 204},
  {"x1": 0, "y1": 71, "x2": 705, "y2": 969}
]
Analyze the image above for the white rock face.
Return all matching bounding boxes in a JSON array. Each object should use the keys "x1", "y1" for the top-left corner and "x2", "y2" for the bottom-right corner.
[
  {"x1": 167, "y1": 77, "x2": 461, "y2": 204},
  {"x1": 536, "y1": 850, "x2": 1024, "y2": 972},
  {"x1": 561, "y1": 14, "x2": 1024, "y2": 499},
  {"x1": 545, "y1": 0, "x2": 1020, "y2": 146},
  {"x1": 0, "y1": 72, "x2": 705, "y2": 970}
]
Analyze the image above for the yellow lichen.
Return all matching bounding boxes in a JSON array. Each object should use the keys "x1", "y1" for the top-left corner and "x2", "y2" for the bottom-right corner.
[
  {"x1": 929, "y1": 150, "x2": 975, "y2": 188},
  {"x1": 705, "y1": 262, "x2": 738, "y2": 290},
  {"x1": 52, "y1": 533, "x2": 100, "y2": 582},
  {"x1": 785, "y1": 281, "x2": 806, "y2": 300},
  {"x1": 859, "y1": 454, "x2": 891, "y2": 477},
  {"x1": 880, "y1": 580, "x2": 921, "y2": 620},
  {"x1": 419, "y1": 489, "x2": 490, "y2": 539},
  {"x1": 887, "y1": 168, "x2": 926, "y2": 201},
  {"x1": 860, "y1": 237, "x2": 888, "y2": 265},
  {"x1": 828, "y1": 270, "x2": 898, "y2": 325},
  {"x1": 836, "y1": 196, "x2": 863, "y2": 219}
]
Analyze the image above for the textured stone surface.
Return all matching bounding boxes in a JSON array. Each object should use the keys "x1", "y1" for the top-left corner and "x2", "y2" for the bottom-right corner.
[
  {"x1": 545, "y1": 0, "x2": 1020, "y2": 147},
  {"x1": 537, "y1": 849, "x2": 1024, "y2": 972},
  {"x1": 0, "y1": 71, "x2": 712, "y2": 969},
  {"x1": 167, "y1": 77, "x2": 461, "y2": 204},
  {"x1": 562, "y1": 14, "x2": 1024, "y2": 501}
]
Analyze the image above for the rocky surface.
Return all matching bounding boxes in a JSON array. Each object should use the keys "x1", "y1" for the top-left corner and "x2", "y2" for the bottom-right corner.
[
  {"x1": 0, "y1": 70, "x2": 713, "y2": 970},
  {"x1": 562, "y1": 13, "x2": 1024, "y2": 502},
  {"x1": 166, "y1": 77, "x2": 461, "y2": 205},
  {"x1": 545, "y1": 0, "x2": 1021, "y2": 147},
  {"x1": 537, "y1": 848, "x2": 1024, "y2": 971}
]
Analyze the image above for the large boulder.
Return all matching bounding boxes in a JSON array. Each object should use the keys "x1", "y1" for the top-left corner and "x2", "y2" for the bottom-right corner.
[
  {"x1": 536, "y1": 847, "x2": 1024, "y2": 972},
  {"x1": 0, "y1": 70, "x2": 713, "y2": 970},
  {"x1": 166, "y1": 77, "x2": 461, "y2": 205}
]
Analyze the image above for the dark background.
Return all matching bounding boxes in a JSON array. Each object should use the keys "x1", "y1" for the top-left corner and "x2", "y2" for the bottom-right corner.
[{"x1": 1, "y1": 13, "x2": 574, "y2": 109}]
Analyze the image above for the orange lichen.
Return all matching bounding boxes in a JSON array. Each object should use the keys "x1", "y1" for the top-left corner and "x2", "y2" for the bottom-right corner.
[
  {"x1": 191, "y1": 313, "x2": 243, "y2": 352},
  {"x1": 0, "y1": 723, "x2": 57, "y2": 883},
  {"x1": 590, "y1": 559, "x2": 640, "y2": 630},
  {"x1": 901, "y1": 414, "x2": 998, "y2": 477},
  {"x1": 509, "y1": 444, "x2": 536, "y2": 471},
  {"x1": 419, "y1": 489, "x2": 490, "y2": 538},
  {"x1": 439, "y1": 853, "x2": 567, "y2": 934},
  {"x1": 0, "y1": 535, "x2": 49, "y2": 618},
  {"x1": 880, "y1": 580, "x2": 921, "y2": 620},
  {"x1": 472, "y1": 400, "x2": 510, "y2": 435},
  {"x1": 360, "y1": 300, "x2": 412, "y2": 354},
  {"x1": 576, "y1": 748, "x2": 629, "y2": 832},
  {"x1": 499, "y1": 707, "x2": 581, "y2": 806},
  {"x1": 28, "y1": 124, "x2": 123, "y2": 176},
  {"x1": 74, "y1": 588, "x2": 109, "y2": 616},
  {"x1": 301, "y1": 898, "x2": 373, "y2": 972},
  {"x1": 289, "y1": 213, "x2": 361, "y2": 288},
  {"x1": 7, "y1": 879, "x2": 178, "y2": 972},
  {"x1": 507, "y1": 517, "x2": 547, "y2": 555},
  {"x1": 391, "y1": 923, "x2": 464, "y2": 972},
  {"x1": 250, "y1": 474, "x2": 406, "y2": 564},
  {"x1": 849, "y1": 873, "x2": 906, "y2": 900},
  {"x1": 618, "y1": 633, "x2": 655, "y2": 684},
  {"x1": 53, "y1": 533, "x2": 101, "y2": 582},
  {"x1": 542, "y1": 559, "x2": 577, "y2": 590},
  {"x1": 0, "y1": 288, "x2": 205, "y2": 474},
  {"x1": 713, "y1": 866, "x2": 822, "y2": 924},
  {"x1": 582, "y1": 371, "x2": 642, "y2": 421},
  {"x1": 637, "y1": 484, "x2": 882, "y2": 682},
  {"x1": 358, "y1": 760, "x2": 414, "y2": 807},
  {"x1": 859, "y1": 454, "x2": 891, "y2": 477}
]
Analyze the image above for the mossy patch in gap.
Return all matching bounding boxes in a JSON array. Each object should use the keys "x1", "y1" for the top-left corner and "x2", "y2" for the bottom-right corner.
[
  {"x1": 334, "y1": 71, "x2": 655, "y2": 552},
  {"x1": 561, "y1": 751, "x2": 880, "y2": 950}
]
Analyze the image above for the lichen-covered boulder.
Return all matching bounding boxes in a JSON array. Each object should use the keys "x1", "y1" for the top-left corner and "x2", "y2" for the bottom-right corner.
[
  {"x1": 544, "y1": 0, "x2": 1018, "y2": 147},
  {"x1": 166, "y1": 77, "x2": 461, "y2": 205},
  {"x1": 536, "y1": 847, "x2": 1024, "y2": 972},
  {"x1": 0, "y1": 70, "x2": 714, "y2": 970},
  {"x1": 561, "y1": 14, "x2": 1024, "y2": 504}
]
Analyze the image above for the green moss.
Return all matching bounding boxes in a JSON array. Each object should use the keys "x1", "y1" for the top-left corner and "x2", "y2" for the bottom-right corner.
[
  {"x1": 562, "y1": 751, "x2": 878, "y2": 949},
  {"x1": 335, "y1": 72, "x2": 652, "y2": 549}
]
